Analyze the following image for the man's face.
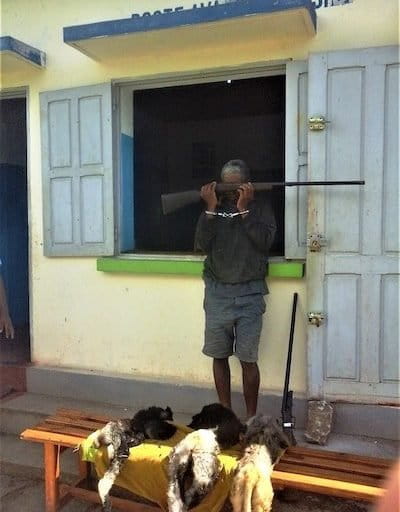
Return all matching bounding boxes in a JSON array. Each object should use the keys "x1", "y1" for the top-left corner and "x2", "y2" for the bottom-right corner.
[{"x1": 221, "y1": 172, "x2": 243, "y2": 204}]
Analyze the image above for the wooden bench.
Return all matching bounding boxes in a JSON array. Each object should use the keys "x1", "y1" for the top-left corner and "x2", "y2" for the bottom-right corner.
[{"x1": 21, "y1": 408, "x2": 393, "y2": 512}]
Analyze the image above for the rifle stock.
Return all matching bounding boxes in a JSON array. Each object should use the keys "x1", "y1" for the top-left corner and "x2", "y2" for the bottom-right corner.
[
  {"x1": 161, "y1": 180, "x2": 365, "y2": 215},
  {"x1": 161, "y1": 190, "x2": 201, "y2": 215}
]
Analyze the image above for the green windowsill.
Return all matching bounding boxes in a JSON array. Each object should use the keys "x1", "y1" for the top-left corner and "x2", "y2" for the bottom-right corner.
[{"x1": 97, "y1": 257, "x2": 304, "y2": 278}]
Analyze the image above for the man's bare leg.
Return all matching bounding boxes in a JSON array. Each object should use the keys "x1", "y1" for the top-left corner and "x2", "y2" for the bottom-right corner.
[
  {"x1": 241, "y1": 361, "x2": 260, "y2": 419},
  {"x1": 213, "y1": 358, "x2": 232, "y2": 409}
]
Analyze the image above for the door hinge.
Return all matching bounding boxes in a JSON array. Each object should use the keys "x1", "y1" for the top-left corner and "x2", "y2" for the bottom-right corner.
[
  {"x1": 307, "y1": 233, "x2": 327, "y2": 252},
  {"x1": 309, "y1": 115, "x2": 330, "y2": 131},
  {"x1": 308, "y1": 312, "x2": 325, "y2": 327}
]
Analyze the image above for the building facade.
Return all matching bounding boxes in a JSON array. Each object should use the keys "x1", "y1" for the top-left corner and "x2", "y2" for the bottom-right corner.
[{"x1": 1, "y1": 0, "x2": 398, "y2": 431}]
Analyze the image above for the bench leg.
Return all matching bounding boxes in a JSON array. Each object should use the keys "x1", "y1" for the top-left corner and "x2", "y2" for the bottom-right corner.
[{"x1": 44, "y1": 443, "x2": 59, "y2": 512}]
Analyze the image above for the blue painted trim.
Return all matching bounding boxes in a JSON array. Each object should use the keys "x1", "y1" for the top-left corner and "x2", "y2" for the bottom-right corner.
[
  {"x1": 0, "y1": 36, "x2": 46, "y2": 68},
  {"x1": 120, "y1": 134, "x2": 135, "y2": 252},
  {"x1": 64, "y1": 0, "x2": 316, "y2": 43}
]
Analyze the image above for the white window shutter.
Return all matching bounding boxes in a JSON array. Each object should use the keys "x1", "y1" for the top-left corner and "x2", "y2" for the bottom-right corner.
[
  {"x1": 41, "y1": 83, "x2": 114, "y2": 256},
  {"x1": 285, "y1": 61, "x2": 308, "y2": 259}
]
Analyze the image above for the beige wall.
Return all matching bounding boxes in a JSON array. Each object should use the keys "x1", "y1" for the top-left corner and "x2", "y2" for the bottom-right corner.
[
  {"x1": 26, "y1": 258, "x2": 308, "y2": 394},
  {"x1": 1, "y1": 0, "x2": 397, "y2": 394}
]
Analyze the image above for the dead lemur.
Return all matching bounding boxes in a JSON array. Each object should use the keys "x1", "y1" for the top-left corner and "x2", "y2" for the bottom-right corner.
[
  {"x1": 167, "y1": 428, "x2": 221, "y2": 512},
  {"x1": 188, "y1": 403, "x2": 246, "y2": 449},
  {"x1": 93, "y1": 405, "x2": 177, "y2": 512},
  {"x1": 230, "y1": 415, "x2": 290, "y2": 512}
]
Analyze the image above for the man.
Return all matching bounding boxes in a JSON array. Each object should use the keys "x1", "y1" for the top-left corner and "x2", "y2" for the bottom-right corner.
[
  {"x1": 0, "y1": 259, "x2": 14, "y2": 339},
  {"x1": 195, "y1": 160, "x2": 276, "y2": 419}
]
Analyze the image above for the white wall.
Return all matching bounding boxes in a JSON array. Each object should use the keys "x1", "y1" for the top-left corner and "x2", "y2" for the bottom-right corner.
[{"x1": 1, "y1": 0, "x2": 397, "y2": 393}]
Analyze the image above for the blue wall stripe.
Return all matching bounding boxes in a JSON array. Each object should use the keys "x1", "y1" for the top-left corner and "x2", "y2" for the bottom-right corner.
[
  {"x1": 64, "y1": 0, "x2": 316, "y2": 43},
  {"x1": 120, "y1": 133, "x2": 135, "y2": 252}
]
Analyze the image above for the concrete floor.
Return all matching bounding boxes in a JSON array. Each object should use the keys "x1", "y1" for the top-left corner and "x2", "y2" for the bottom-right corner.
[{"x1": 0, "y1": 460, "x2": 376, "y2": 512}]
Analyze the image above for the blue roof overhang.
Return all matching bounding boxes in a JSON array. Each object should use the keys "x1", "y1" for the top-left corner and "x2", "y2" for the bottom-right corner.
[
  {"x1": 0, "y1": 36, "x2": 46, "y2": 72},
  {"x1": 64, "y1": 0, "x2": 317, "y2": 61}
]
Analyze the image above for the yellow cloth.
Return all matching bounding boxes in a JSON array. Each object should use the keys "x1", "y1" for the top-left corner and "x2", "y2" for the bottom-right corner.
[{"x1": 81, "y1": 424, "x2": 241, "y2": 512}]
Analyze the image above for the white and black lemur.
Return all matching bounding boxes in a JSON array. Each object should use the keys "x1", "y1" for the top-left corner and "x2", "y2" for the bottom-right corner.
[
  {"x1": 166, "y1": 403, "x2": 247, "y2": 511},
  {"x1": 167, "y1": 428, "x2": 221, "y2": 512},
  {"x1": 92, "y1": 405, "x2": 177, "y2": 512}
]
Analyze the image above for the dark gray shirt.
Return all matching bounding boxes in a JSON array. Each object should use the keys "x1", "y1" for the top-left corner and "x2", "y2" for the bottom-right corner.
[{"x1": 194, "y1": 198, "x2": 276, "y2": 295}]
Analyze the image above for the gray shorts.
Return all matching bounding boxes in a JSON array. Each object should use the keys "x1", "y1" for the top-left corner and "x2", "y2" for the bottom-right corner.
[{"x1": 203, "y1": 288, "x2": 266, "y2": 363}]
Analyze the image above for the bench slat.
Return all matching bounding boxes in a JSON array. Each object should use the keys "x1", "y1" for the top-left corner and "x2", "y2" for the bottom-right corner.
[
  {"x1": 21, "y1": 428, "x2": 82, "y2": 447},
  {"x1": 272, "y1": 470, "x2": 384, "y2": 501},
  {"x1": 34, "y1": 424, "x2": 94, "y2": 439},
  {"x1": 276, "y1": 462, "x2": 382, "y2": 488},
  {"x1": 286, "y1": 446, "x2": 392, "y2": 469},
  {"x1": 280, "y1": 453, "x2": 387, "y2": 478},
  {"x1": 56, "y1": 408, "x2": 114, "y2": 423},
  {"x1": 44, "y1": 415, "x2": 106, "y2": 431}
]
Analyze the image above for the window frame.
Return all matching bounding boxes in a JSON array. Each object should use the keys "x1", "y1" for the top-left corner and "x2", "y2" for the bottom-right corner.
[{"x1": 113, "y1": 61, "x2": 304, "y2": 263}]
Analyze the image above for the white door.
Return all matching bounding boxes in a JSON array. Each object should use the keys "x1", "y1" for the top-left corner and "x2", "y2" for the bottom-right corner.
[{"x1": 307, "y1": 46, "x2": 399, "y2": 403}]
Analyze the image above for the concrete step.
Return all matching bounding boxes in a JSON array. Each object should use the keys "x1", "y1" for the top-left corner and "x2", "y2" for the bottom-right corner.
[
  {"x1": 0, "y1": 432, "x2": 79, "y2": 476},
  {"x1": 0, "y1": 391, "x2": 193, "y2": 436},
  {"x1": 25, "y1": 365, "x2": 235, "y2": 417},
  {"x1": 25, "y1": 365, "x2": 307, "y2": 429},
  {"x1": 25, "y1": 365, "x2": 400, "y2": 440}
]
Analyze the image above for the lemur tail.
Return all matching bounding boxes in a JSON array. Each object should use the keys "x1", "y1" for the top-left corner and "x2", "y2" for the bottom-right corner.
[
  {"x1": 98, "y1": 457, "x2": 125, "y2": 512},
  {"x1": 167, "y1": 455, "x2": 191, "y2": 512},
  {"x1": 167, "y1": 477, "x2": 187, "y2": 512}
]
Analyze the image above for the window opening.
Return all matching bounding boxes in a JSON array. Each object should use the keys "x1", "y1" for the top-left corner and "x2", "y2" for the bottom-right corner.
[{"x1": 131, "y1": 75, "x2": 285, "y2": 256}]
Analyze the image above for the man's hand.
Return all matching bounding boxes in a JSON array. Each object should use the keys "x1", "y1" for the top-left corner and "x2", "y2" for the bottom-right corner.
[
  {"x1": 237, "y1": 182, "x2": 254, "y2": 212},
  {"x1": 0, "y1": 311, "x2": 14, "y2": 339},
  {"x1": 200, "y1": 182, "x2": 218, "y2": 211}
]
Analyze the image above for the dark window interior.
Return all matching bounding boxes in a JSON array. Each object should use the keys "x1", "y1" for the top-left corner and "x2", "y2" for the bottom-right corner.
[{"x1": 133, "y1": 75, "x2": 285, "y2": 256}]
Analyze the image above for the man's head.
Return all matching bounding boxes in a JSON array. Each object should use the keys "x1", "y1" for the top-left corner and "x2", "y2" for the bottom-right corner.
[
  {"x1": 220, "y1": 159, "x2": 250, "y2": 183},
  {"x1": 220, "y1": 159, "x2": 250, "y2": 203}
]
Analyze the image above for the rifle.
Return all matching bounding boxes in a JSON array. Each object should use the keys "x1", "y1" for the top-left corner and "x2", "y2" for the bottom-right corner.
[
  {"x1": 161, "y1": 180, "x2": 365, "y2": 215},
  {"x1": 281, "y1": 292, "x2": 298, "y2": 446}
]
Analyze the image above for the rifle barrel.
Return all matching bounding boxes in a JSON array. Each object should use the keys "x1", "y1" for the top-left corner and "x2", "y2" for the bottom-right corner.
[
  {"x1": 161, "y1": 180, "x2": 365, "y2": 214},
  {"x1": 282, "y1": 180, "x2": 365, "y2": 187},
  {"x1": 215, "y1": 180, "x2": 365, "y2": 192}
]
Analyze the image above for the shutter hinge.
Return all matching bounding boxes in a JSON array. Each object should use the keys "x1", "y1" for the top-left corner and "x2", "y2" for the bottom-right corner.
[
  {"x1": 307, "y1": 233, "x2": 327, "y2": 252},
  {"x1": 308, "y1": 312, "x2": 325, "y2": 327}
]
